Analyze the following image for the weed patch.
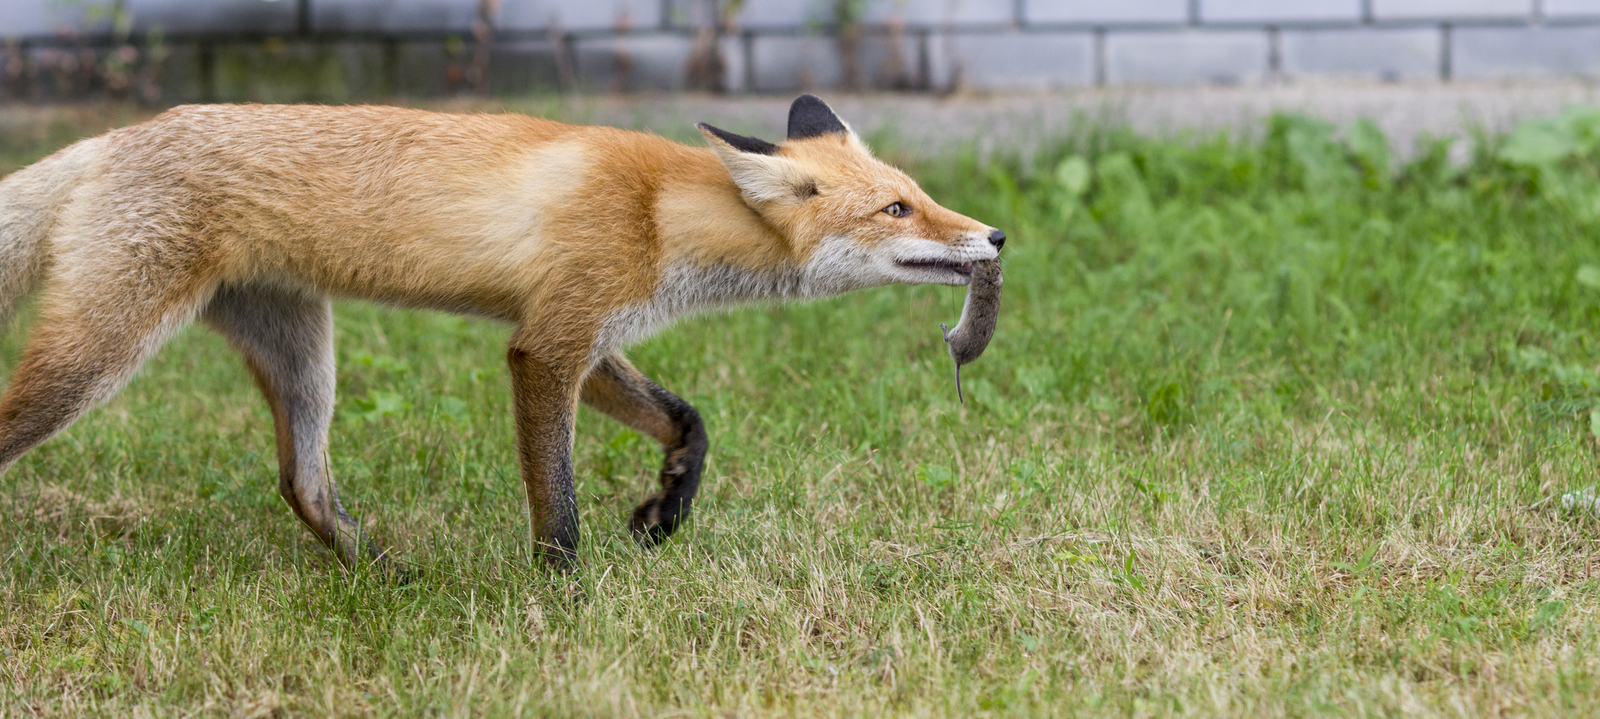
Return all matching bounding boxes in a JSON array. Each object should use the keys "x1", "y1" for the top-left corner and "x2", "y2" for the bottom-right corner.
[{"x1": 2, "y1": 106, "x2": 1600, "y2": 716}]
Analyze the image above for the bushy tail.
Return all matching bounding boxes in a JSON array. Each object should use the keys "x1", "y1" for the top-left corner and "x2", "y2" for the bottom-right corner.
[{"x1": 0, "y1": 139, "x2": 97, "y2": 325}]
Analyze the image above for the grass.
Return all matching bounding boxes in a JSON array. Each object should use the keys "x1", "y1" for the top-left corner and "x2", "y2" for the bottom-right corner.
[{"x1": 3, "y1": 101, "x2": 1600, "y2": 717}]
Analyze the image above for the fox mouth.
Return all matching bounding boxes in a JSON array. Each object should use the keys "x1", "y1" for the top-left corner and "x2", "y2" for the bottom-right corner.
[{"x1": 896, "y1": 258, "x2": 973, "y2": 277}]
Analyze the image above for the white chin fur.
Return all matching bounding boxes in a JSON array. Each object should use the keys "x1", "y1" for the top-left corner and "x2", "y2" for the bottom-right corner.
[
  {"x1": 796, "y1": 235, "x2": 886, "y2": 295},
  {"x1": 893, "y1": 266, "x2": 971, "y2": 286},
  {"x1": 880, "y1": 237, "x2": 992, "y2": 287},
  {"x1": 592, "y1": 234, "x2": 987, "y2": 361}
]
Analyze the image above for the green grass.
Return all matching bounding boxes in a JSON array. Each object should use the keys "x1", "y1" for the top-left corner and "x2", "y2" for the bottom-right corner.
[{"x1": 3, "y1": 104, "x2": 1600, "y2": 717}]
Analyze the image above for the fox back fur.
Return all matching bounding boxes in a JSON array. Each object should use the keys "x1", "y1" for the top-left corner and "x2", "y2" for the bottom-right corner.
[{"x1": 0, "y1": 95, "x2": 1003, "y2": 571}]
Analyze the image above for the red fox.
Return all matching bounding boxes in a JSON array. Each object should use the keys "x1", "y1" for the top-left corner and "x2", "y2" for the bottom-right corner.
[{"x1": 0, "y1": 95, "x2": 1004, "y2": 571}]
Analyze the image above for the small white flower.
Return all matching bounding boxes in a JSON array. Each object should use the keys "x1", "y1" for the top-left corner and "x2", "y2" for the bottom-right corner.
[{"x1": 1561, "y1": 486, "x2": 1599, "y2": 514}]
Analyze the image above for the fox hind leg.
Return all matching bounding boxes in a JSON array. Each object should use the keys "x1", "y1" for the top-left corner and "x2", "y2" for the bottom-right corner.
[
  {"x1": 203, "y1": 283, "x2": 386, "y2": 569},
  {"x1": 0, "y1": 280, "x2": 209, "y2": 472},
  {"x1": 580, "y1": 354, "x2": 707, "y2": 546}
]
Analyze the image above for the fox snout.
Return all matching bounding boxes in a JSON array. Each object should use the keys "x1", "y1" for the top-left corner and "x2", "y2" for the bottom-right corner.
[{"x1": 961, "y1": 227, "x2": 1006, "y2": 255}]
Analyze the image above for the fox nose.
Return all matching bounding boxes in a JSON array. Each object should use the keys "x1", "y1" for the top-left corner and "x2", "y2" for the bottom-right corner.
[{"x1": 987, "y1": 229, "x2": 1006, "y2": 250}]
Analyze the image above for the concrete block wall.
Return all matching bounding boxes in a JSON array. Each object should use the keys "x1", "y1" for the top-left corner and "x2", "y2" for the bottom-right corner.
[
  {"x1": 1282, "y1": 28, "x2": 1437, "y2": 81},
  {"x1": 4, "y1": 1, "x2": 1600, "y2": 96}
]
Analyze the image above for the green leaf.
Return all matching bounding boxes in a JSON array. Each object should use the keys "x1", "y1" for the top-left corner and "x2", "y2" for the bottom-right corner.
[
  {"x1": 1577, "y1": 265, "x2": 1600, "y2": 290},
  {"x1": 1282, "y1": 115, "x2": 1352, "y2": 191},
  {"x1": 120, "y1": 618, "x2": 149, "y2": 638},
  {"x1": 1590, "y1": 409, "x2": 1600, "y2": 441},
  {"x1": 371, "y1": 391, "x2": 405, "y2": 415},
  {"x1": 1092, "y1": 153, "x2": 1156, "y2": 238},
  {"x1": 1146, "y1": 382, "x2": 1185, "y2": 426},
  {"x1": 1556, "y1": 105, "x2": 1600, "y2": 152},
  {"x1": 352, "y1": 350, "x2": 410, "y2": 373},
  {"x1": 1500, "y1": 118, "x2": 1578, "y2": 166},
  {"x1": 916, "y1": 464, "x2": 954, "y2": 489},
  {"x1": 1531, "y1": 600, "x2": 1567, "y2": 633},
  {"x1": 1054, "y1": 155, "x2": 1091, "y2": 198},
  {"x1": 352, "y1": 390, "x2": 409, "y2": 423},
  {"x1": 1117, "y1": 551, "x2": 1145, "y2": 591},
  {"x1": 193, "y1": 606, "x2": 219, "y2": 633},
  {"x1": 1052, "y1": 549, "x2": 1100, "y2": 565},
  {"x1": 1346, "y1": 119, "x2": 1392, "y2": 189},
  {"x1": 434, "y1": 395, "x2": 468, "y2": 423}
]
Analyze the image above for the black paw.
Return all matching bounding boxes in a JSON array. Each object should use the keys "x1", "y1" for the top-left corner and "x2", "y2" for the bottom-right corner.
[
  {"x1": 369, "y1": 547, "x2": 418, "y2": 585},
  {"x1": 383, "y1": 562, "x2": 419, "y2": 585},
  {"x1": 629, "y1": 493, "x2": 688, "y2": 547}
]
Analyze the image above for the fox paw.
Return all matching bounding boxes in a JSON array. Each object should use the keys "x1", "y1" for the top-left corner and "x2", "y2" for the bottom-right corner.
[{"x1": 629, "y1": 493, "x2": 688, "y2": 547}]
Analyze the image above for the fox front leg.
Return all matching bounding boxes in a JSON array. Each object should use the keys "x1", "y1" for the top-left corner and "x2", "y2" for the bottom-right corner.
[
  {"x1": 506, "y1": 341, "x2": 588, "y2": 572},
  {"x1": 580, "y1": 354, "x2": 708, "y2": 545}
]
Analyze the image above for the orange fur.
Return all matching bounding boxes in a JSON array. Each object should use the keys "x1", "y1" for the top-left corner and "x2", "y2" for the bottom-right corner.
[{"x1": 0, "y1": 96, "x2": 1001, "y2": 571}]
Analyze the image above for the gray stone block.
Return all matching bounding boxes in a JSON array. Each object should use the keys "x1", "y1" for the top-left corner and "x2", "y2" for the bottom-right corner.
[
  {"x1": 747, "y1": 33, "x2": 924, "y2": 91},
  {"x1": 502, "y1": 0, "x2": 664, "y2": 32},
  {"x1": 1201, "y1": 0, "x2": 1362, "y2": 23},
  {"x1": 0, "y1": 2, "x2": 91, "y2": 37},
  {"x1": 864, "y1": 0, "x2": 1015, "y2": 25},
  {"x1": 749, "y1": 36, "x2": 842, "y2": 90},
  {"x1": 313, "y1": 1, "x2": 662, "y2": 35},
  {"x1": 1543, "y1": 0, "x2": 1600, "y2": 16},
  {"x1": 314, "y1": 0, "x2": 476, "y2": 32},
  {"x1": 1372, "y1": 0, "x2": 1531, "y2": 20},
  {"x1": 1453, "y1": 25, "x2": 1600, "y2": 80},
  {"x1": 1027, "y1": 0, "x2": 1189, "y2": 25},
  {"x1": 1282, "y1": 28, "x2": 1438, "y2": 81},
  {"x1": 947, "y1": 32, "x2": 1093, "y2": 89},
  {"x1": 742, "y1": 0, "x2": 1014, "y2": 29},
  {"x1": 739, "y1": 0, "x2": 811, "y2": 27},
  {"x1": 1108, "y1": 30, "x2": 1269, "y2": 84}
]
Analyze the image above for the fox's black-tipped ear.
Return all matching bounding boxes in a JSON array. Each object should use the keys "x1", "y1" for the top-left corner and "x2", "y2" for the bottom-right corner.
[
  {"x1": 696, "y1": 123, "x2": 778, "y2": 156},
  {"x1": 699, "y1": 123, "x2": 815, "y2": 204},
  {"x1": 787, "y1": 94, "x2": 848, "y2": 140}
]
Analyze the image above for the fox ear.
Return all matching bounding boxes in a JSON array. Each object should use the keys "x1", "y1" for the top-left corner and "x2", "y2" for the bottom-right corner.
[
  {"x1": 696, "y1": 123, "x2": 778, "y2": 156},
  {"x1": 787, "y1": 94, "x2": 850, "y2": 140},
  {"x1": 699, "y1": 123, "x2": 816, "y2": 204}
]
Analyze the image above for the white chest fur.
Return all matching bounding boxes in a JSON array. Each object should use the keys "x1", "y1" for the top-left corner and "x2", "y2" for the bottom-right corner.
[{"x1": 591, "y1": 234, "x2": 884, "y2": 360}]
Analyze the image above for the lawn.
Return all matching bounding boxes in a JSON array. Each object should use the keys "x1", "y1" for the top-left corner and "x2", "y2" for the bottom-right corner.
[{"x1": 2, "y1": 101, "x2": 1600, "y2": 717}]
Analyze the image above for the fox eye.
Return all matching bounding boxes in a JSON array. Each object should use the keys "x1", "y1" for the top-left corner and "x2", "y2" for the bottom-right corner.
[{"x1": 882, "y1": 202, "x2": 911, "y2": 218}]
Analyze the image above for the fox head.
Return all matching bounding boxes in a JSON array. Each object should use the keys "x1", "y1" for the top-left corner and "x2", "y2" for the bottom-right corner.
[{"x1": 697, "y1": 95, "x2": 1004, "y2": 295}]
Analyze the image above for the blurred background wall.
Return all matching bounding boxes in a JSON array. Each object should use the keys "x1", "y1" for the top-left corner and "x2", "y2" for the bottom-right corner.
[{"x1": 3, "y1": 1, "x2": 1600, "y2": 103}]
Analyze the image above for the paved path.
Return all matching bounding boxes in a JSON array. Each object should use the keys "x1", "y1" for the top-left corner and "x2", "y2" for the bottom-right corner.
[
  {"x1": 4, "y1": 79, "x2": 1599, "y2": 161},
  {"x1": 555, "y1": 79, "x2": 1600, "y2": 158}
]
